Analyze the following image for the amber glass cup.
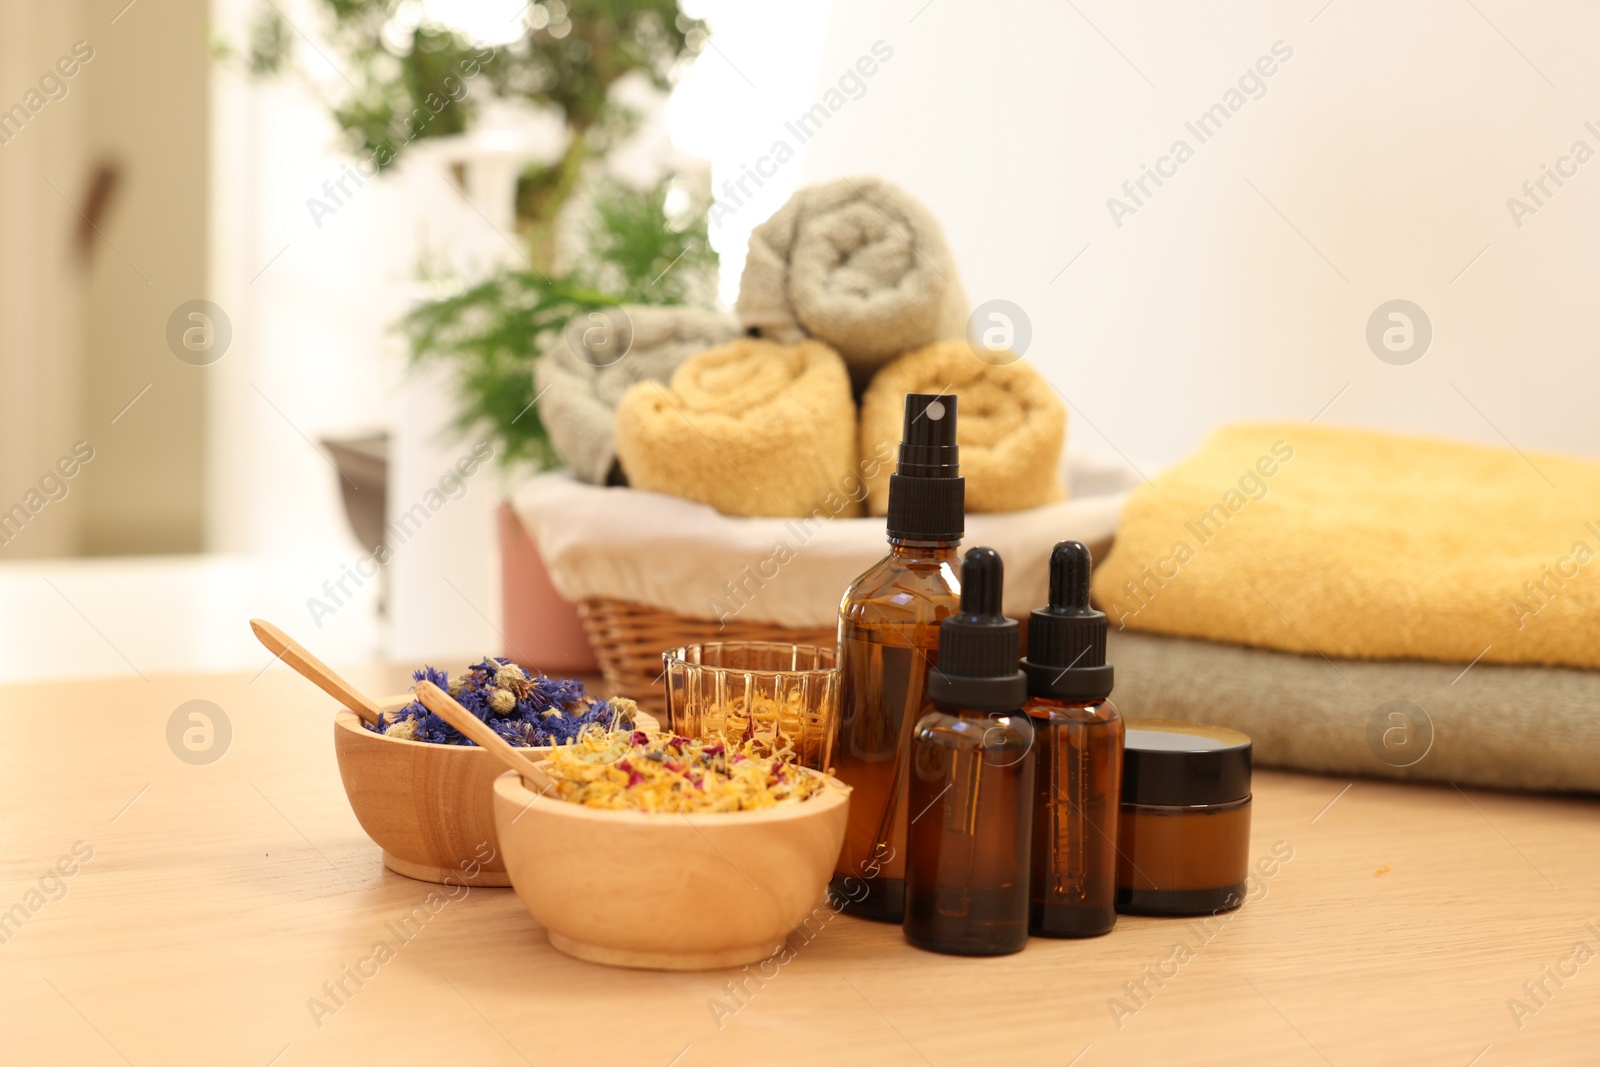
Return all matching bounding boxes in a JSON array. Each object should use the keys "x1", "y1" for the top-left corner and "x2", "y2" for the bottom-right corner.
[{"x1": 661, "y1": 642, "x2": 840, "y2": 772}]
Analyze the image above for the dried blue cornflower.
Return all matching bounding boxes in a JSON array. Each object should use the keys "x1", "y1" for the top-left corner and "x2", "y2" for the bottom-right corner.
[
  {"x1": 412, "y1": 665, "x2": 451, "y2": 691},
  {"x1": 493, "y1": 718, "x2": 545, "y2": 747},
  {"x1": 366, "y1": 658, "x2": 621, "y2": 748}
]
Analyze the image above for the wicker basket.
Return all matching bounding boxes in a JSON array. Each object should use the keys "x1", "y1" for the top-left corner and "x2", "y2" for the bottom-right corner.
[{"x1": 578, "y1": 598, "x2": 836, "y2": 717}]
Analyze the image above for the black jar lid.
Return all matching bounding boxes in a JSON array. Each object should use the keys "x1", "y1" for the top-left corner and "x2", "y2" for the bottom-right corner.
[{"x1": 1121, "y1": 718, "x2": 1252, "y2": 807}]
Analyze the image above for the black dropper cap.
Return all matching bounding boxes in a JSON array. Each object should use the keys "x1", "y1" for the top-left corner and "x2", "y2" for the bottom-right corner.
[
  {"x1": 1021, "y1": 540, "x2": 1114, "y2": 702},
  {"x1": 885, "y1": 393, "x2": 964, "y2": 542},
  {"x1": 927, "y1": 547, "x2": 1027, "y2": 713}
]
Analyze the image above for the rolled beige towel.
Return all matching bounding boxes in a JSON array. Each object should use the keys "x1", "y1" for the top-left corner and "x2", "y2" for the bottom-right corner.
[
  {"x1": 614, "y1": 338, "x2": 861, "y2": 518},
  {"x1": 736, "y1": 176, "x2": 969, "y2": 391},
  {"x1": 535, "y1": 305, "x2": 739, "y2": 484},
  {"x1": 861, "y1": 341, "x2": 1066, "y2": 514}
]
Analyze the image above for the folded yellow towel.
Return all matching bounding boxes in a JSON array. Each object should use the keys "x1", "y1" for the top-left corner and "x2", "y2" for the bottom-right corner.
[
  {"x1": 614, "y1": 338, "x2": 860, "y2": 518},
  {"x1": 860, "y1": 341, "x2": 1066, "y2": 514},
  {"x1": 1094, "y1": 422, "x2": 1600, "y2": 670}
]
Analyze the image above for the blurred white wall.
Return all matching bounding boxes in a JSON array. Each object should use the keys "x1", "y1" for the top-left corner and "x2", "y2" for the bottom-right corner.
[
  {"x1": 210, "y1": 0, "x2": 407, "y2": 561},
  {"x1": 670, "y1": 0, "x2": 836, "y2": 302},
  {"x1": 803, "y1": 0, "x2": 1600, "y2": 472}
]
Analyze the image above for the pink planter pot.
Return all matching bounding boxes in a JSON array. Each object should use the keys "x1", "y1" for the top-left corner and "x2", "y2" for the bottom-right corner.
[{"x1": 497, "y1": 502, "x2": 598, "y2": 673}]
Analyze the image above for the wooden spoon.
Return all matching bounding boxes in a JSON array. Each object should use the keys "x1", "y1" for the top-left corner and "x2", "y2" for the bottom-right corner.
[
  {"x1": 414, "y1": 680, "x2": 546, "y2": 781},
  {"x1": 249, "y1": 618, "x2": 385, "y2": 727}
]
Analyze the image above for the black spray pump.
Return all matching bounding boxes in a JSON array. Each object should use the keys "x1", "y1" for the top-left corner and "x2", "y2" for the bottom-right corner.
[
  {"x1": 1022, "y1": 540, "x2": 1114, "y2": 702},
  {"x1": 886, "y1": 394, "x2": 964, "y2": 542},
  {"x1": 927, "y1": 547, "x2": 1028, "y2": 712}
]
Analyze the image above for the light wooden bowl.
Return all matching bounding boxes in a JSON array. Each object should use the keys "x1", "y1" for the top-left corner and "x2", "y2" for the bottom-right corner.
[
  {"x1": 333, "y1": 701, "x2": 658, "y2": 887},
  {"x1": 492, "y1": 766, "x2": 850, "y2": 970}
]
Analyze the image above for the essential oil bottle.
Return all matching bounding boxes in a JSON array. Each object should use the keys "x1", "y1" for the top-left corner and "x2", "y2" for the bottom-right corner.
[
  {"x1": 904, "y1": 547, "x2": 1035, "y2": 957},
  {"x1": 1021, "y1": 540, "x2": 1122, "y2": 938},
  {"x1": 831, "y1": 393, "x2": 964, "y2": 922}
]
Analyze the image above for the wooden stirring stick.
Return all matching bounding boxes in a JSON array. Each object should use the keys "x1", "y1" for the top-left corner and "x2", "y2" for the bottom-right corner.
[
  {"x1": 414, "y1": 680, "x2": 546, "y2": 781},
  {"x1": 249, "y1": 618, "x2": 385, "y2": 727}
]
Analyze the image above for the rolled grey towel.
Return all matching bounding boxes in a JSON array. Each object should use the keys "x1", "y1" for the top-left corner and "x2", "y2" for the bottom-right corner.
[
  {"x1": 535, "y1": 305, "x2": 738, "y2": 484},
  {"x1": 736, "y1": 176, "x2": 969, "y2": 391}
]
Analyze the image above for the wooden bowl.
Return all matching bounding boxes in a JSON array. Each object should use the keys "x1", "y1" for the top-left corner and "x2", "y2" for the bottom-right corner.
[
  {"x1": 491, "y1": 766, "x2": 851, "y2": 970},
  {"x1": 333, "y1": 701, "x2": 658, "y2": 887}
]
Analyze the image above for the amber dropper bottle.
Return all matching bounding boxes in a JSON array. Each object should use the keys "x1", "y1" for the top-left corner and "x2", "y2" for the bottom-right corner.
[
  {"x1": 904, "y1": 547, "x2": 1035, "y2": 957},
  {"x1": 830, "y1": 393, "x2": 964, "y2": 922},
  {"x1": 1021, "y1": 540, "x2": 1122, "y2": 938}
]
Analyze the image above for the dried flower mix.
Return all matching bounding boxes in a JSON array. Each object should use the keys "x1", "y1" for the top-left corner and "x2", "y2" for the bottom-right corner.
[
  {"x1": 371, "y1": 658, "x2": 637, "y2": 747},
  {"x1": 694, "y1": 688, "x2": 831, "y2": 770},
  {"x1": 538, "y1": 730, "x2": 826, "y2": 813}
]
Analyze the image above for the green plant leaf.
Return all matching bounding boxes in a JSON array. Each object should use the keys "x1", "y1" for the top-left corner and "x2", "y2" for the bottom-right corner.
[{"x1": 403, "y1": 178, "x2": 719, "y2": 475}]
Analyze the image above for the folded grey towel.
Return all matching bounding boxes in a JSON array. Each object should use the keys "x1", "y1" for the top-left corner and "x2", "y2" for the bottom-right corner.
[
  {"x1": 736, "y1": 176, "x2": 969, "y2": 391},
  {"x1": 535, "y1": 305, "x2": 738, "y2": 484},
  {"x1": 1108, "y1": 630, "x2": 1600, "y2": 794}
]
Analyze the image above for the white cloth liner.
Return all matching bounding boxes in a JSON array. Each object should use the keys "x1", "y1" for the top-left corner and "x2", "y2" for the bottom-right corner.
[{"x1": 513, "y1": 452, "x2": 1140, "y2": 628}]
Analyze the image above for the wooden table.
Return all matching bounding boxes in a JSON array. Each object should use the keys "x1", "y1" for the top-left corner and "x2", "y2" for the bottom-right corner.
[{"x1": 3, "y1": 665, "x2": 1596, "y2": 1065}]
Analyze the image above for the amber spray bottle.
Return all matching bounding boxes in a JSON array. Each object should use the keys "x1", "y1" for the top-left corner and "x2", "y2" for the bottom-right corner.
[
  {"x1": 903, "y1": 547, "x2": 1035, "y2": 956},
  {"x1": 831, "y1": 393, "x2": 964, "y2": 922},
  {"x1": 1021, "y1": 540, "x2": 1122, "y2": 938}
]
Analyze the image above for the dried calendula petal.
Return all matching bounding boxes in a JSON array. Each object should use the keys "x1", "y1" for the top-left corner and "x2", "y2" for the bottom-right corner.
[
  {"x1": 607, "y1": 696, "x2": 640, "y2": 727},
  {"x1": 692, "y1": 689, "x2": 828, "y2": 766},
  {"x1": 538, "y1": 730, "x2": 824, "y2": 813}
]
